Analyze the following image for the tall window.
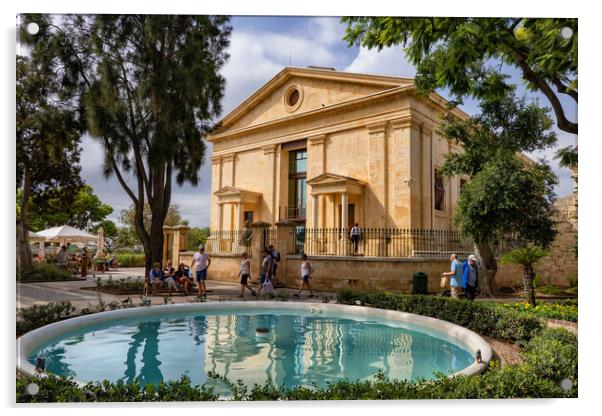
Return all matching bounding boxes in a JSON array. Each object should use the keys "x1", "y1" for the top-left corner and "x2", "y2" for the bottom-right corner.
[
  {"x1": 288, "y1": 149, "x2": 307, "y2": 219},
  {"x1": 434, "y1": 169, "x2": 445, "y2": 212}
]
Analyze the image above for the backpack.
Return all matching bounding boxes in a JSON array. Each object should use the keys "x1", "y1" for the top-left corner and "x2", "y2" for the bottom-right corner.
[{"x1": 272, "y1": 250, "x2": 281, "y2": 262}]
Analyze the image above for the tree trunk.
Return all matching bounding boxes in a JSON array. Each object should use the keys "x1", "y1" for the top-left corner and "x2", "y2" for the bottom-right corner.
[
  {"x1": 17, "y1": 169, "x2": 33, "y2": 270},
  {"x1": 474, "y1": 241, "x2": 498, "y2": 297},
  {"x1": 523, "y1": 264, "x2": 537, "y2": 306}
]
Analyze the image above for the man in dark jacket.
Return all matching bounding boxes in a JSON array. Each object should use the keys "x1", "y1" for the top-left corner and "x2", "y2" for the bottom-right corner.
[{"x1": 461, "y1": 255, "x2": 479, "y2": 301}]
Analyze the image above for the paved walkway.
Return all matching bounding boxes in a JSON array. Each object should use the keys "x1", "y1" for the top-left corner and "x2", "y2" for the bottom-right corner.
[{"x1": 16, "y1": 268, "x2": 336, "y2": 311}]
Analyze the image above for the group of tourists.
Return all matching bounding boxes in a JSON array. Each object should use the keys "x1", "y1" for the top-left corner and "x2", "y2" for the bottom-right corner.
[
  {"x1": 441, "y1": 253, "x2": 479, "y2": 300},
  {"x1": 237, "y1": 245, "x2": 314, "y2": 298},
  {"x1": 146, "y1": 244, "x2": 211, "y2": 297}
]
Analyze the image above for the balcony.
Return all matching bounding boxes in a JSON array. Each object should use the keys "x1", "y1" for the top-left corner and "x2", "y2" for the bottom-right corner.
[{"x1": 279, "y1": 205, "x2": 306, "y2": 222}]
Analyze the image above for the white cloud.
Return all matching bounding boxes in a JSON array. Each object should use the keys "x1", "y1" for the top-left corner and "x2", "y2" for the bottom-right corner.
[{"x1": 345, "y1": 45, "x2": 416, "y2": 77}]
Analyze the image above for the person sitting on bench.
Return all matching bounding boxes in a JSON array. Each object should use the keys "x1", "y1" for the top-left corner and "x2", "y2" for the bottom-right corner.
[
  {"x1": 148, "y1": 262, "x2": 164, "y2": 296},
  {"x1": 175, "y1": 263, "x2": 193, "y2": 295},
  {"x1": 163, "y1": 260, "x2": 179, "y2": 296}
]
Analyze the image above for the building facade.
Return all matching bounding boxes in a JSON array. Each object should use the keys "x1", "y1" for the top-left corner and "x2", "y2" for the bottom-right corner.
[{"x1": 206, "y1": 66, "x2": 469, "y2": 234}]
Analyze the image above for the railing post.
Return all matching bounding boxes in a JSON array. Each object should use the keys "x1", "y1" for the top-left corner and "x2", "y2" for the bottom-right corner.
[{"x1": 275, "y1": 221, "x2": 296, "y2": 286}]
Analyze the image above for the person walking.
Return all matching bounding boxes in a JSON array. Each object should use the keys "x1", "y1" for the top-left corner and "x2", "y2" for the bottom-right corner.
[
  {"x1": 238, "y1": 252, "x2": 256, "y2": 298},
  {"x1": 256, "y1": 249, "x2": 273, "y2": 296},
  {"x1": 268, "y1": 244, "x2": 281, "y2": 286},
  {"x1": 295, "y1": 254, "x2": 314, "y2": 298},
  {"x1": 441, "y1": 254, "x2": 463, "y2": 298},
  {"x1": 80, "y1": 247, "x2": 89, "y2": 278},
  {"x1": 461, "y1": 254, "x2": 479, "y2": 301},
  {"x1": 56, "y1": 245, "x2": 68, "y2": 269},
  {"x1": 349, "y1": 223, "x2": 361, "y2": 255},
  {"x1": 191, "y1": 244, "x2": 211, "y2": 298}
]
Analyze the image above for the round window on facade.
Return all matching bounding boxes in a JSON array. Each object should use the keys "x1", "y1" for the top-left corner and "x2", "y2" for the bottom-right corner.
[{"x1": 287, "y1": 88, "x2": 300, "y2": 106}]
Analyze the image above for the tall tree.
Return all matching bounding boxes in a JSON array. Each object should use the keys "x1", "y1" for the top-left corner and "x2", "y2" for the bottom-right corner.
[
  {"x1": 23, "y1": 185, "x2": 113, "y2": 232},
  {"x1": 439, "y1": 91, "x2": 558, "y2": 296},
  {"x1": 343, "y1": 17, "x2": 578, "y2": 134},
  {"x1": 16, "y1": 55, "x2": 84, "y2": 269},
  {"x1": 118, "y1": 203, "x2": 185, "y2": 245},
  {"x1": 20, "y1": 14, "x2": 231, "y2": 271}
]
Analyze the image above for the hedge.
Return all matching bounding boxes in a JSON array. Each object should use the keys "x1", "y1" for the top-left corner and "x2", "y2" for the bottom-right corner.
[
  {"x1": 336, "y1": 290, "x2": 545, "y2": 342},
  {"x1": 114, "y1": 253, "x2": 146, "y2": 268},
  {"x1": 16, "y1": 327, "x2": 577, "y2": 401},
  {"x1": 17, "y1": 263, "x2": 74, "y2": 282}
]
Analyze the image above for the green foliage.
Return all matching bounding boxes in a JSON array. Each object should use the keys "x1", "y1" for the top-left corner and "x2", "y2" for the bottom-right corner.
[
  {"x1": 16, "y1": 375, "x2": 219, "y2": 402},
  {"x1": 17, "y1": 327, "x2": 575, "y2": 401},
  {"x1": 187, "y1": 227, "x2": 210, "y2": 251},
  {"x1": 16, "y1": 301, "x2": 76, "y2": 336},
  {"x1": 114, "y1": 253, "x2": 146, "y2": 267},
  {"x1": 495, "y1": 300, "x2": 578, "y2": 322},
  {"x1": 501, "y1": 245, "x2": 550, "y2": 266},
  {"x1": 342, "y1": 17, "x2": 577, "y2": 134},
  {"x1": 118, "y1": 204, "x2": 186, "y2": 243},
  {"x1": 336, "y1": 290, "x2": 544, "y2": 342},
  {"x1": 554, "y1": 145, "x2": 578, "y2": 169},
  {"x1": 17, "y1": 263, "x2": 74, "y2": 283},
  {"x1": 95, "y1": 276, "x2": 145, "y2": 293},
  {"x1": 19, "y1": 14, "x2": 231, "y2": 271}
]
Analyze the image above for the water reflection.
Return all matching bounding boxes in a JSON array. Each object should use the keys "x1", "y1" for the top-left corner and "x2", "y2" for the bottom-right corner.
[{"x1": 29, "y1": 313, "x2": 473, "y2": 388}]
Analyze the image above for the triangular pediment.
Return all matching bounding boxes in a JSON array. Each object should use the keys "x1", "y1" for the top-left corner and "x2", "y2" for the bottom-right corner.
[
  {"x1": 214, "y1": 186, "x2": 262, "y2": 204},
  {"x1": 307, "y1": 172, "x2": 366, "y2": 195},
  {"x1": 212, "y1": 67, "x2": 413, "y2": 134}
]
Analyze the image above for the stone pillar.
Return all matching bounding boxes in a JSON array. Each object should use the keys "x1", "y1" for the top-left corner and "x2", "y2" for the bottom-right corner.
[
  {"x1": 250, "y1": 221, "x2": 270, "y2": 272},
  {"x1": 391, "y1": 117, "x2": 422, "y2": 229},
  {"x1": 275, "y1": 221, "x2": 296, "y2": 286},
  {"x1": 366, "y1": 121, "x2": 388, "y2": 227},
  {"x1": 210, "y1": 155, "x2": 222, "y2": 232},
  {"x1": 341, "y1": 192, "x2": 349, "y2": 230},
  {"x1": 262, "y1": 144, "x2": 278, "y2": 225},
  {"x1": 222, "y1": 153, "x2": 236, "y2": 187},
  {"x1": 308, "y1": 134, "x2": 326, "y2": 178},
  {"x1": 420, "y1": 124, "x2": 433, "y2": 229},
  {"x1": 312, "y1": 193, "x2": 319, "y2": 229},
  {"x1": 216, "y1": 202, "x2": 224, "y2": 233}
]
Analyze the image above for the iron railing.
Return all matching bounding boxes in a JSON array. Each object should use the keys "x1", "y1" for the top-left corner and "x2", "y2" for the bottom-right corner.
[
  {"x1": 279, "y1": 205, "x2": 306, "y2": 221},
  {"x1": 205, "y1": 230, "x2": 252, "y2": 255},
  {"x1": 293, "y1": 227, "x2": 515, "y2": 259}
]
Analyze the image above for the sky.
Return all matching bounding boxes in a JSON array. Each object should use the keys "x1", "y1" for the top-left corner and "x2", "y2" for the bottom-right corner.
[{"x1": 78, "y1": 16, "x2": 578, "y2": 228}]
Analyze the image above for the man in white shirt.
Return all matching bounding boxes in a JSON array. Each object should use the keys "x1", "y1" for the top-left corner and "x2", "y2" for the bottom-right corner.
[
  {"x1": 349, "y1": 223, "x2": 361, "y2": 255},
  {"x1": 191, "y1": 244, "x2": 211, "y2": 298}
]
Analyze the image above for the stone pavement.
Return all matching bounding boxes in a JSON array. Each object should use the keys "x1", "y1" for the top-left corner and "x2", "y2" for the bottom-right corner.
[{"x1": 16, "y1": 267, "x2": 337, "y2": 311}]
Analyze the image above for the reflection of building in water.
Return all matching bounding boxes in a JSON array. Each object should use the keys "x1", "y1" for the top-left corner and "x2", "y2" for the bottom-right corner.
[
  {"x1": 122, "y1": 321, "x2": 163, "y2": 385},
  {"x1": 201, "y1": 314, "x2": 416, "y2": 387}
]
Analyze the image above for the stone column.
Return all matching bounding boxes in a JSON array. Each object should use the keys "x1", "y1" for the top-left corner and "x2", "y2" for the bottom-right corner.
[
  {"x1": 251, "y1": 221, "x2": 271, "y2": 272},
  {"x1": 275, "y1": 221, "x2": 296, "y2": 287},
  {"x1": 216, "y1": 202, "x2": 224, "y2": 233},
  {"x1": 262, "y1": 145, "x2": 278, "y2": 225},
  {"x1": 420, "y1": 124, "x2": 433, "y2": 229},
  {"x1": 366, "y1": 121, "x2": 388, "y2": 227},
  {"x1": 312, "y1": 193, "x2": 319, "y2": 229},
  {"x1": 341, "y1": 192, "x2": 349, "y2": 230},
  {"x1": 210, "y1": 155, "x2": 222, "y2": 232}
]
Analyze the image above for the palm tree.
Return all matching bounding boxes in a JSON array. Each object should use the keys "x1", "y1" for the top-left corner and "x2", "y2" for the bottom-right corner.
[{"x1": 501, "y1": 246, "x2": 550, "y2": 306}]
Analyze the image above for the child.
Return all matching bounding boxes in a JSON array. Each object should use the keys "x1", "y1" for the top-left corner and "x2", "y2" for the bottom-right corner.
[
  {"x1": 238, "y1": 252, "x2": 256, "y2": 298},
  {"x1": 256, "y1": 249, "x2": 273, "y2": 296},
  {"x1": 295, "y1": 254, "x2": 314, "y2": 298}
]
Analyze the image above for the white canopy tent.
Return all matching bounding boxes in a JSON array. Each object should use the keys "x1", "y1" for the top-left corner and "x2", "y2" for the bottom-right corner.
[{"x1": 37, "y1": 225, "x2": 100, "y2": 246}]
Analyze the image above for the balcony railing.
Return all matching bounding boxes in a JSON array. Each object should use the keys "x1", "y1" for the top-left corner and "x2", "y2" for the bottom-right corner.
[
  {"x1": 293, "y1": 227, "x2": 516, "y2": 259},
  {"x1": 279, "y1": 205, "x2": 306, "y2": 221}
]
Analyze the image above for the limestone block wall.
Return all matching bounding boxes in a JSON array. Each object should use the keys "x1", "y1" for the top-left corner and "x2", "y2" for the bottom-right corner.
[{"x1": 496, "y1": 194, "x2": 578, "y2": 288}]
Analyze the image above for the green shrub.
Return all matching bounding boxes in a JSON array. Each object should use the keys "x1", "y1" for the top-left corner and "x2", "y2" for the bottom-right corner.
[
  {"x1": 16, "y1": 375, "x2": 218, "y2": 402},
  {"x1": 16, "y1": 302, "x2": 76, "y2": 336},
  {"x1": 95, "y1": 276, "x2": 145, "y2": 293},
  {"x1": 494, "y1": 301, "x2": 578, "y2": 322},
  {"x1": 17, "y1": 264, "x2": 74, "y2": 282},
  {"x1": 114, "y1": 253, "x2": 146, "y2": 268},
  {"x1": 336, "y1": 291, "x2": 544, "y2": 342}
]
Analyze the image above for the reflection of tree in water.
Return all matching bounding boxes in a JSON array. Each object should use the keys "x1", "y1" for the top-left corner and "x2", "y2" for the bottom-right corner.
[
  {"x1": 33, "y1": 345, "x2": 74, "y2": 378},
  {"x1": 122, "y1": 321, "x2": 163, "y2": 385}
]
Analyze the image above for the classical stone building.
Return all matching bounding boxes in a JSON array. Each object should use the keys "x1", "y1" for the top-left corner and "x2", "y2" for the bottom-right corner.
[{"x1": 207, "y1": 66, "x2": 469, "y2": 233}]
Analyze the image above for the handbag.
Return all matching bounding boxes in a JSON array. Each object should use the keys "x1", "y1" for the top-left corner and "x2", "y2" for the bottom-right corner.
[{"x1": 440, "y1": 275, "x2": 448, "y2": 289}]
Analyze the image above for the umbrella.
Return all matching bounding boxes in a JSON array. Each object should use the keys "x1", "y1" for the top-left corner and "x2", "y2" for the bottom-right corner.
[
  {"x1": 37, "y1": 225, "x2": 99, "y2": 245},
  {"x1": 95, "y1": 226, "x2": 105, "y2": 259}
]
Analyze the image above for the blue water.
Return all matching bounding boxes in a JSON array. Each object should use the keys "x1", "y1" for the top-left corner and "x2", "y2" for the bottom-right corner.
[{"x1": 28, "y1": 310, "x2": 474, "y2": 390}]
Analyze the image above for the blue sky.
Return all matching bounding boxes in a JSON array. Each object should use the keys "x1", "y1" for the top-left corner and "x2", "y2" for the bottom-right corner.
[{"x1": 79, "y1": 16, "x2": 577, "y2": 228}]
